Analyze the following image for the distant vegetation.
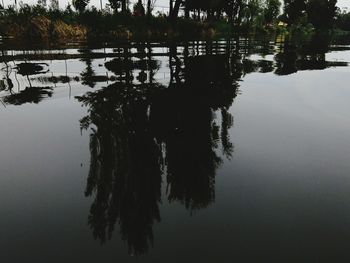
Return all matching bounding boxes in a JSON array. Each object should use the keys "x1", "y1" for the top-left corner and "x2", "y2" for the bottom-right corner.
[{"x1": 0, "y1": 0, "x2": 345, "y2": 42}]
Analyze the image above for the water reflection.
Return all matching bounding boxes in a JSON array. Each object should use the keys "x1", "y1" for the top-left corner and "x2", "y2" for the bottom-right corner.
[
  {"x1": 0, "y1": 61, "x2": 53, "y2": 105},
  {"x1": 275, "y1": 34, "x2": 348, "y2": 75},
  {"x1": 15, "y1": 62, "x2": 49, "y2": 76},
  {"x1": 77, "y1": 81, "x2": 163, "y2": 255},
  {"x1": 154, "y1": 54, "x2": 237, "y2": 211},
  {"x1": 0, "y1": 34, "x2": 349, "y2": 256},
  {"x1": 76, "y1": 44, "x2": 240, "y2": 254},
  {"x1": 3, "y1": 86, "x2": 53, "y2": 105},
  {"x1": 1, "y1": 35, "x2": 348, "y2": 107},
  {"x1": 75, "y1": 35, "x2": 350, "y2": 255}
]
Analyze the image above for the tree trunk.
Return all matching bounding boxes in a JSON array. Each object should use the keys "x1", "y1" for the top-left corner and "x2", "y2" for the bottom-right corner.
[
  {"x1": 184, "y1": 2, "x2": 189, "y2": 18},
  {"x1": 121, "y1": 0, "x2": 127, "y2": 14},
  {"x1": 171, "y1": 0, "x2": 182, "y2": 20},
  {"x1": 169, "y1": 0, "x2": 173, "y2": 16},
  {"x1": 147, "y1": 0, "x2": 151, "y2": 17}
]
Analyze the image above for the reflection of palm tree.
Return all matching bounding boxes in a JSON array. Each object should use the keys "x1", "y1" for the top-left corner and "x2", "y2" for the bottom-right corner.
[
  {"x1": 77, "y1": 42, "x2": 239, "y2": 255},
  {"x1": 150, "y1": 54, "x2": 237, "y2": 210},
  {"x1": 77, "y1": 82, "x2": 164, "y2": 255}
]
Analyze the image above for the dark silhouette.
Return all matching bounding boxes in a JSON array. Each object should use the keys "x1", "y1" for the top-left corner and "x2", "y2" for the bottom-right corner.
[
  {"x1": 78, "y1": 82, "x2": 163, "y2": 255},
  {"x1": 77, "y1": 41, "x2": 241, "y2": 255},
  {"x1": 307, "y1": 0, "x2": 337, "y2": 30},
  {"x1": 3, "y1": 86, "x2": 53, "y2": 105},
  {"x1": 80, "y1": 49, "x2": 97, "y2": 88},
  {"x1": 15, "y1": 63, "x2": 49, "y2": 76},
  {"x1": 283, "y1": 0, "x2": 307, "y2": 24},
  {"x1": 275, "y1": 33, "x2": 348, "y2": 75},
  {"x1": 283, "y1": 0, "x2": 338, "y2": 30},
  {"x1": 0, "y1": 61, "x2": 53, "y2": 105},
  {"x1": 73, "y1": 0, "x2": 89, "y2": 12}
]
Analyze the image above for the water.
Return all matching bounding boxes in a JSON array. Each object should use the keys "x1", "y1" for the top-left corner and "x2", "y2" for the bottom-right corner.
[{"x1": 1, "y1": 36, "x2": 350, "y2": 262}]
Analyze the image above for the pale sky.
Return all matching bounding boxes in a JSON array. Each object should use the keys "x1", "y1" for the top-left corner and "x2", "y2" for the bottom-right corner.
[
  {"x1": 338, "y1": 0, "x2": 349, "y2": 9},
  {"x1": 4, "y1": 0, "x2": 350, "y2": 12}
]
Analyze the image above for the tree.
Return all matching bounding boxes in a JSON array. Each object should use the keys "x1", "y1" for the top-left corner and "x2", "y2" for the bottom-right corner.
[
  {"x1": 37, "y1": 0, "x2": 47, "y2": 8},
  {"x1": 121, "y1": 0, "x2": 128, "y2": 13},
  {"x1": 336, "y1": 10, "x2": 350, "y2": 31},
  {"x1": 133, "y1": 0, "x2": 145, "y2": 16},
  {"x1": 223, "y1": 0, "x2": 247, "y2": 25},
  {"x1": 171, "y1": 0, "x2": 182, "y2": 19},
  {"x1": 264, "y1": 0, "x2": 281, "y2": 24},
  {"x1": 307, "y1": 0, "x2": 337, "y2": 29},
  {"x1": 246, "y1": 0, "x2": 263, "y2": 24},
  {"x1": 49, "y1": 0, "x2": 59, "y2": 10},
  {"x1": 108, "y1": 0, "x2": 128, "y2": 13},
  {"x1": 144, "y1": 0, "x2": 156, "y2": 16},
  {"x1": 108, "y1": 0, "x2": 120, "y2": 11},
  {"x1": 73, "y1": 0, "x2": 89, "y2": 12},
  {"x1": 283, "y1": 0, "x2": 307, "y2": 24}
]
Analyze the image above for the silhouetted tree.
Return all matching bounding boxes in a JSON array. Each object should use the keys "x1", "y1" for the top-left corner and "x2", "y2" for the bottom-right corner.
[
  {"x1": 73, "y1": 0, "x2": 89, "y2": 12},
  {"x1": 133, "y1": 0, "x2": 145, "y2": 16},
  {"x1": 306, "y1": 0, "x2": 337, "y2": 29},
  {"x1": 264, "y1": 0, "x2": 281, "y2": 24},
  {"x1": 108, "y1": 0, "x2": 121, "y2": 12},
  {"x1": 283, "y1": 0, "x2": 306, "y2": 24}
]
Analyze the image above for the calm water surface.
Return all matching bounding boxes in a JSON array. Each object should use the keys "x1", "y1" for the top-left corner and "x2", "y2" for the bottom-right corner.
[{"x1": 1, "y1": 36, "x2": 350, "y2": 262}]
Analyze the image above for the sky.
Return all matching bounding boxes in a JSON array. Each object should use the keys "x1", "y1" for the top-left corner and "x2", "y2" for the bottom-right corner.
[
  {"x1": 338, "y1": 0, "x2": 349, "y2": 9},
  {"x1": 3, "y1": 0, "x2": 350, "y2": 12}
]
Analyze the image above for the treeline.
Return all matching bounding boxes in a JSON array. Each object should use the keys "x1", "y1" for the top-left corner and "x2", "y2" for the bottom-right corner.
[
  {"x1": 0, "y1": 0, "x2": 346, "y2": 41},
  {"x1": 70, "y1": 0, "x2": 339, "y2": 30},
  {"x1": 72, "y1": 0, "x2": 283, "y2": 28},
  {"x1": 2, "y1": 0, "x2": 284, "y2": 28},
  {"x1": 336, "y1": 10, "x2": 350, "y2": 32},
  {"x1": 168, "y1": 0, "x2": 338, "y2": 30},
  {"x1": 282, "y1": 0, "x2": 338, "y2": 30}
]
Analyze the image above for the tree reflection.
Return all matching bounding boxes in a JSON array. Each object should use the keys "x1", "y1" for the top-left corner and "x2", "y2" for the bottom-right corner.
[
  {"x1": 80, "y1": 49, "x2": 96, "y2": 88},
  {"x1": 77, "y1": 81, "x2": 163, "y2": 255},
  {"x1": 3, "y1": 86, "x2": 53, "y2": 105},
  {"x1": 15, "y1": 62, "x2": 49, "y2": 76},
  {"x1": 77, "y1": 45, "x2": 239, "y2": 255},
  {"x1": 1, "y1": 36, "x2": 346, "y2": 108},
  {"x1": 1, "y1": 61, "x2": 53, "y2": 105},
  {"x1": 151, "y1": 54, "x2": 237, "y2": 210},
  {"x1": 275, "y1": 33, "x2": 348, "y2": 75},
  {"x1": 77, "y1": 45, "x2": 164, "y2": 254},
  {"x1": 1, "y1": 36, "x2": 343, "y2": 255}
]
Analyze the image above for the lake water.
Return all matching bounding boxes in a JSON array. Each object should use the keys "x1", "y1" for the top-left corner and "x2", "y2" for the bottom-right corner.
[{"x1": 1, "y1": 35, "x2": 350, "y2": 262}]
